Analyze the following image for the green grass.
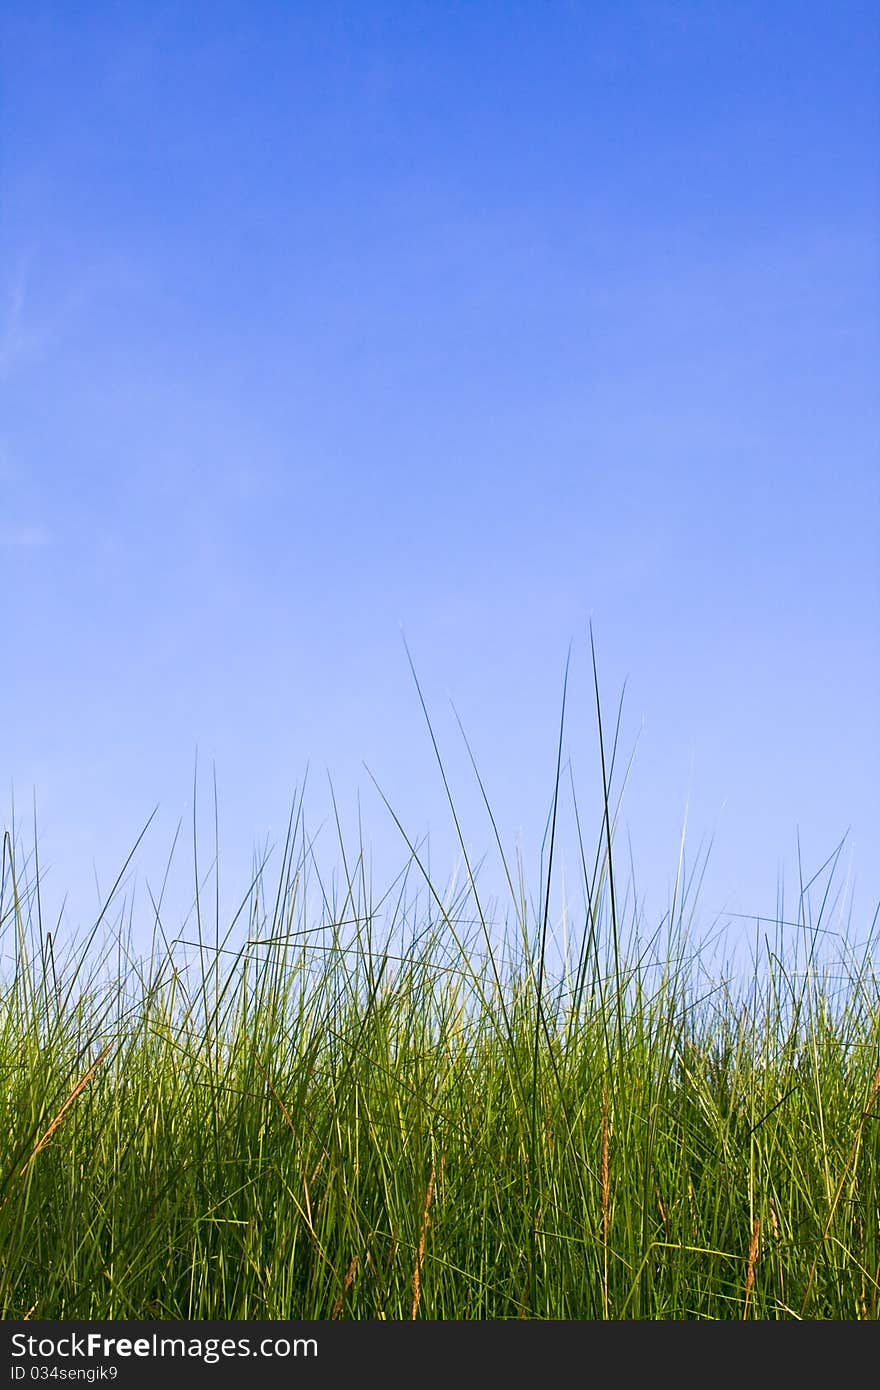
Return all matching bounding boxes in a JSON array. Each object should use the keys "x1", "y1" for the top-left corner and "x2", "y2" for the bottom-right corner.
[{"x1": 2, "y1": 662, "x2": 878, "y2": 1320}]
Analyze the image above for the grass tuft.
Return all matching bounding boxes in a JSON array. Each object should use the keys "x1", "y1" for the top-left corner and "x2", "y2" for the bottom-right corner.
[{"x1": 1, "y1": 661, "x2": 877, "y2": 1320}]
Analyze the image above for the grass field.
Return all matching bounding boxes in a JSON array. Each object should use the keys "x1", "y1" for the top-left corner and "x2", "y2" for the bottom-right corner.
[{"x1": 2, "y1": 671, "x2": 878, "y2": 1320}]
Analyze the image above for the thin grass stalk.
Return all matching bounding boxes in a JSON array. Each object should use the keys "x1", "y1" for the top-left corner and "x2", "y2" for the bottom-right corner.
[
  {"x1": 743, "y1": 1216, "x2": 760, "y2": 1319},
  {"x1": 411, "y1": 1160, "x2": 438, "y2": 1319},
  {"x1": 19, "y1": 1043, "x2": 114, "y2": 1178},
  {"x1": 601, "y1": 1084, "x2": 610, "y2": 1319}
]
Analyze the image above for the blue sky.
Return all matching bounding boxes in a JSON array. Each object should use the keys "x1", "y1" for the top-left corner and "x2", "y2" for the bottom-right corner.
[{"x1": 2, "y1": 1, "x2": 878, "y2": 957}]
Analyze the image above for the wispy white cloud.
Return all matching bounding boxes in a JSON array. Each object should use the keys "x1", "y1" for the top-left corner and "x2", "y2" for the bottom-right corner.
[
  {"x1": 0, "y1": 255, "x2": 34, "y2": 379},
  {"x1": 0, "y1": 439, "x2": 16, "y2": 483},
  {"x1": 0, "y1": 523, "x2": 51, "y2": 550},
  {"x1": 0, "y1": 246, "x2": 147, "y2": 381}
]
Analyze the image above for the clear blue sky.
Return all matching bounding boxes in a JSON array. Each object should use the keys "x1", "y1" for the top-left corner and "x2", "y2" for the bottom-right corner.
[{"x1": 2, "y1": 1, "x2": 878, "y2": 957}]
